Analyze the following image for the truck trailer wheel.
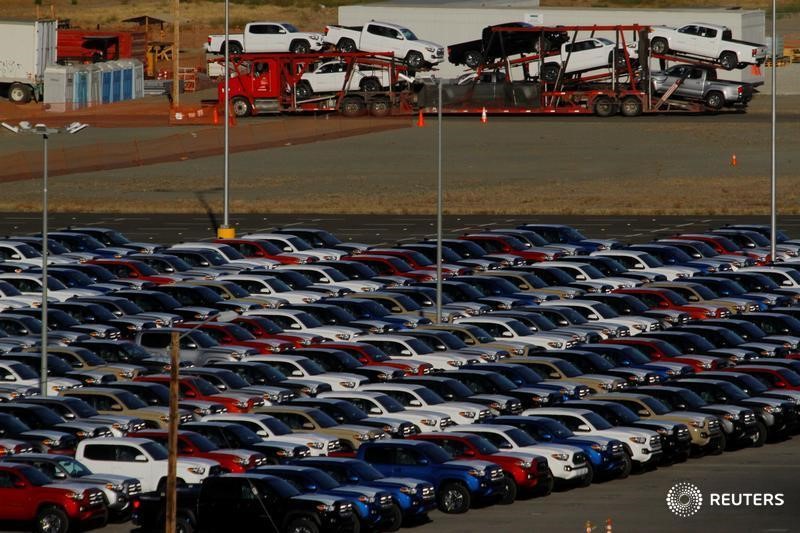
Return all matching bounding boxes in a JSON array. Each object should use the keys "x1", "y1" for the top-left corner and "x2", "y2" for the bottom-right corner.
[
  {"x1": 620, "y1": 95, "x2": 643, "y2": 117},
  {"x1": 337, "y1": 38, "x2": 357, "y2": 53},
  {"x1": 406, "y1": 51, "x2": 425, "y2": 70},
  {"x1": 650, "y1": 38, "x2": 668, "y2": 54},
  {"x1": 540, "y1": 64, "x2": 560, "y2": 83},
  {"x1": 8, "y1": 83, "x2": 32, "y2": 104},
  {"x1": 705, "y1": 91, "x2": 725, "y2": 110},
  {"x1": 593, "y1": 96, "x2": 615, "y2": 117},
  {"x1": 231, "y1": 96, "x2": 252, "y2": 117},
  {"x1": 368, "y1": 97, "x2": 391, "y2": 117},
  {"x1": 296, "y1": 81, "x2": 313, "y2": 100},
  {"x1": 34, "y1": 506, "x2": 69, "y2": 533},
  {"x1": 340, "y1": 96, "x2": 366, "y2": 117},
  {"x1": 290, "y1": 40, "x2": 311, "y2": 54},
  {"x1": 464, "y1": 50, "x2": 484, "y2": 69},
  {"x1": 360, "y1": 77, "x2": 381, "y2": 92}
]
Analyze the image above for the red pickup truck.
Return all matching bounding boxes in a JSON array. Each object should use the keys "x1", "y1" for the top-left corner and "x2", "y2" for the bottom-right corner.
[
  {"x1": 0, "y1": 463, "x2": 108, "y2": 533},
  {"x1": 135, "y1": 375, "x2": 263, "y2": 413}
]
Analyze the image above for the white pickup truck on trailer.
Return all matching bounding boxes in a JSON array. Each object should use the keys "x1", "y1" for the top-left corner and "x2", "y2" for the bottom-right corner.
[
  {"x1": 649, "y1": 23, "x2": 767, "y2": 70},
  {"x1": 205, "y1": 22, "x2": 324, "y2": 55},
  {"x1": 0, "y1": 19, "x2": 57, "y2": 103},
  {"x1": 323, "y1": 21, "x2": 444, "y2": 69}
]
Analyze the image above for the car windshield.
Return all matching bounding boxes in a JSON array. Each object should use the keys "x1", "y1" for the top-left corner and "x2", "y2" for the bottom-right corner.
[
  {"x1": 638, "y1": 396, "x2": 670, "y2": 415},
  {"x1": 506, "y1": 320, "x2": 533, "y2": 336},
  {"x1": 295, "y1": 313, "x2": 323, "y2": 328},
  {"x1": 141, "y1": 441, "x2": 169, "y2": 460},
  {"x1": 403, "y1": 338, "x2": 434, "y2": 354},
  {"x1": 282, "y1": 23, "x2": 299, "y2": 33},
  {"x1": 19, "y1": 465, "x2": 53, "y2": 486},
  {"x1": 222, "y1": 324, "x2": 257, "y2": 341},
  {"x1": 591, "y1": 303, "x2": 619, "y2": 318},
  {"x1": 504, "y1": 427, "x2": 536, "y2": 446},
  {"x1": 533, "y1": 418, "x2": 574, "y2": 439},
  {"x1": 415, "y1": 388, "x2": 445, "y2": 405},
  {"x1": 297, "y1": 359, "x2": 328, "y2": 375},
  {"x1": 376, "y1": 395, "x2": 405, "y2": 413},
  {"x1": 262, "y1": 417, "x2": 293, "y2": 435},
  {"x1": 583, "y1": 412, "x2": 613, "y2": 430},
  {"x1": 553, "y1": 307, "x2": 589, "y2": 325},
  {"x1": 501, "y1": 365, "x2": 541, "y2": 385},
  {"x1": 575, "y1": 354, "x2": 613, "y2": 371},
  {"x1": 601, "y1": 403, "x2": 639, "y2": 424},
  {"x1": 64, "y1": 398, "x2": 99, "y2": 417},
  {"x1": 102, "y1": 230, "x2": 132, "y2": 245},
  {"x1": 639, "y1": 254, "x2": 664, "y2": 267},
  {"x1": 422, "y1": 442, "x2": 453, "y2": 463},
  {"x1": 186, "y1": 433, "x2": 218, "y2": 452},
  {"x1": 261, "y1": 278, "x2": 293, "y2": 293},
  {"x1": 673, "y1": 390, "x2": 708, "y2": 409},
  {"x1": 56, "y1": 458, "x2": 93, "y2": 477},
  {"x1": 13, "y1": 244, "x2": 41, "y2": 258},
  {"x1": 400, "y1": 28, "x2": 417, "y2": 40},
  {"x1": 552, "y1": 360, "x2": 583, "y2": 378},
  {"x1": 308, "y1": 409, "x2": 339, "y2": 428},
  {"x1": 46, "y1": 277, "x2": 69, "y2": 291},
  {"x1": 0, "y1": 413, "x2": 31, "y2": 432},
  {"x1": 227, "y1": 424, "x2": 262, "y2": 445},
  {"x1": 466, "y1": 434, "x2": 500, "y2": 454},
  {"x1": 243, "y1": 317, "x2": 283, "y2": 335},
  {"x1": 191, "y1": 331, "x2": 219, "y2": 349},
  {"x1": 461, "y1": 325, "x2": 495, "y2": 344},
  {"x1": 191, "y1": 378, "x2": 221, "y2": 396},
  {"x1": 350, "y1": 461, "x2": 384, "y2": 481},
  {"x1": 445, "y1": 240, "x2": 487, "y2": 259},
  {"x1": 0, "y1": 281, "x2": 22, "y2": 296},
  {"x1": 9, "y1": 363, "x2": 38, "y2": 379},
  {"x1": 662, "y1": 290, "x2": 690, "y2": 306},
  {"x1": 117, "y1": 391, "x2": 148, "y2": 409}
]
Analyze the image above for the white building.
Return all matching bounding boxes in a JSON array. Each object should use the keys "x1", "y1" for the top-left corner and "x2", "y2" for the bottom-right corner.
[{"x1": 338, "y1": 4, "x2": 766, "y2": 84}]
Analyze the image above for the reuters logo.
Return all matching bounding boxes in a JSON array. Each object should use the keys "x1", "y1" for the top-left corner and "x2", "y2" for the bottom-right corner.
[{"x1": 666, "y1": 482, "x2": 703, "y2": 518}]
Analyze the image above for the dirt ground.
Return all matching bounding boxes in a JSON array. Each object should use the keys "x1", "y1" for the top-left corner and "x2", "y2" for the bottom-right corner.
[{"x1": 1, "y1": 92, "x2": 797, "y2": 216}]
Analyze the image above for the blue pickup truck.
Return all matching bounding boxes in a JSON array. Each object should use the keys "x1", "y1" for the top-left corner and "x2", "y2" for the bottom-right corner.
[
  {"x1": 296, "y1": 457, "x2": 437, "y2": 524},
  {"x1": 355, "y1": 439, "x2": 506, "y2": 514}
]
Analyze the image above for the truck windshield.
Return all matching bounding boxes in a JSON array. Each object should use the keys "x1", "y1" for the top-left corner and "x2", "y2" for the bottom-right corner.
[
  {"x1": 583, "y1": 412, "x2": 613, "y2": 430},
  {"x1": 141, "y1": 441, "x2": 169, "y2": 460},
  {"x1": 350, "y1": 461, "x2": 384, "y2": 481},
  {"x1": 267, "y1": 477, "x2": 301, "y2": 498},
  {"x1": 641, "y1": 396, "x2": 672, "y2": 415},
  {"x1": 308, "y1": 409, "x2": 339, "y2": 428},
  {"x1": 529, "y1": 418, "x2": 573, "y2": 439},
  {"x1": 18, "y1": 465, "x2": 53, "y2": 486},
  {"x1": 262, "y1": 417, "x2": 293, "y2": 436},
  {"x1": 57, "y1": 458, "x2": 93, "y2": 477},
  {"x1": 376, "y1": 395, "x2": 405, "y2": 413},
  {"x1": 283, "y1": 24, "x2": 299, "y2": 33},
  {"x1": 400, "y1": 28, "x2": 418, "y2": 40}
]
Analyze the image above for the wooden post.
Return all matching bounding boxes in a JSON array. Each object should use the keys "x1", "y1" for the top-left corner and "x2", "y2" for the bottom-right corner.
[
  {"x1": 166, "y1": 331, "x2": 179, "y2": 533},
  {"x1": 172, "y1": 0, "x2": 180, "y2": 106}
]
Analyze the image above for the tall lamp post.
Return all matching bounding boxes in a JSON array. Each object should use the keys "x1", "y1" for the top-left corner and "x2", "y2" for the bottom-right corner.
[
  {"x1": 217, "y1": 0, "x2": 235, "y2": 240},
  {"x1": 1, "y1": 121, "x2": 88, "y2": 395},
  {"x1": 435, "y1": 78, "x2": 443, "y2": 324},
  {"x1": 770, "y1": 0, "x2": 777, "y2": 261}
]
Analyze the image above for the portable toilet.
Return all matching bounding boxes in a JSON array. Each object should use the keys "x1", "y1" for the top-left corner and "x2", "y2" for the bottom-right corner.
[
  {"x1": 97, "y1": 62, "x2": 114, "y2": 104},
  {"x1": 110, "y1": 60, "x2": 123, "y2": 102},
  {"x1": 132, "y1": 59, "x2": 144, "y2": 99},
  {"x1": 116, "y1": 59, "x2": 134, "y2": 100},
  {"x1": 71, "y1": 64, "x2": 89, "y2": 109},
  {"x1": 85, "y1": 64, "x2": 102, "y2": 107},
  {"x1": 43, "y1": 64, "x2": 74, "y2": 112}
]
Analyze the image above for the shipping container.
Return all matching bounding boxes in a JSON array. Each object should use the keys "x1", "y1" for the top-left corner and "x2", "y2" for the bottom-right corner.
[{"x1": 0, "y1": 19, "x2": 57, "y2": 103}]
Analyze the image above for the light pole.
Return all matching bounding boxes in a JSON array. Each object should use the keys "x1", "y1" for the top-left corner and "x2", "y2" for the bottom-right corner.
[
  {"x1": 1, "y1": 121, "x2": 88, "y2": 395},
  {"x1": 217, "y1": 0, "x2": 235, "y2": 240},
  {"x1": 435, "y1": 77, "x2": 443, "y2": 324},
  {"x1": 770, "y1": 0, "x2": 777, "y2": 261}
]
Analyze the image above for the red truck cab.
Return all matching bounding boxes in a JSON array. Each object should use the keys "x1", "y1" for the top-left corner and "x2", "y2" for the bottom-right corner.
[
  {"x1": 311, "y1": 341, "x2": 434, "y2": 376},
  {"x1": 723, "y1": 365, "x2": 800, "y2": 391},
  {"x1": 88, "y1": 258, "x2": 179, "y2": 285},
  {"x1": 673, "y1": 234, "x2": 769, "y2": 264},
  {"x1": 410, "y1": 432, "x2": 553, "y2": 498},
  {"x1": 366, "y1": 249, "x2": 467, "y2": 277},
  {"x1": 175, "y1": 322, "x2": 295, "y2": 353},
  {"x1": 230, "y1": 315, "x2": 324, "y2": 347},
  {"x1": 135, "y1": 375, "x2": 261, "y2": 413},
  {"x1": 0, "y1": 463, "x2": 107, "y2": 529},
  {"x1": 129, "y1": 429, "x2": 267, "y2": 473},
  {"x1": 215, "y1": 238, "x2": 316, "y2": 264},
  {"x1": 601, "y1": 337, "x2": 728, "y2": 372},
  {"x1": 459, "y1": 234, "x2": 562, "y2": 263},
  {"x1": 342, "y1": 255, "x2": 434, "y2": 281},
  {"x1": 613, "y1": 287, "x2": 729, "y2": 320}
]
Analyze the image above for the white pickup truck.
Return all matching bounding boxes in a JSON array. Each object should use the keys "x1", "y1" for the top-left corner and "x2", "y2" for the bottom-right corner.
[
  {"x1": 323, "y1": 21, "x2": 444, "y2": 69},
  {"x1": 205, "y1": 22, "x2": 324, "y2": 55},
  {"x1": 535, "y1": 37, "x2": 626, "y2": 83},
  {"x1": 649, "y1": 23, "x2": 767, "y2": 70},
  {"x1": 296, "y1": 60, "x2": 393, "y2": 98}
]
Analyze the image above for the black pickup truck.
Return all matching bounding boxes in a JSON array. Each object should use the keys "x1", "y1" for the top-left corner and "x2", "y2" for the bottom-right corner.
[
  {"x1": 132, "y1": 473, "x2": 358, "y2": 533},
  {"x1": 448, "y1": 22, "x2": 568, "y2": 68}
]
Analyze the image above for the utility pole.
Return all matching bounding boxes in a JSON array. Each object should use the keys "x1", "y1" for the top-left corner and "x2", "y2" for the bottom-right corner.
[
  {"x1": 165, "y1": 331, "x2": 180, "y2": 533},
  {"x1": 435, "y1": 78, "x2": 443, "y2": 324},
  {"x1": 171, "y1": 0, "x2": 180, "y2": 106}
]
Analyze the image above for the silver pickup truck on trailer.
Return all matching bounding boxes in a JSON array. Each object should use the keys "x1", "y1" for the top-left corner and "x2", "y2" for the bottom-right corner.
[
  {"x1": 651, "y1": 65, "x2": 753, "y2": 109},
  {"x1": 0, "y1": 19, "x2": 57, "y2": 103}
]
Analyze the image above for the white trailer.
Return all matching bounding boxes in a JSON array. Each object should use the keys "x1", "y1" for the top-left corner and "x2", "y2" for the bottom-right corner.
[
  {"x1": 338, "y1": 5, "x2": 765, "y2": 84},
  {"x1": 0, "y1": 19, "x2": 57, "y2": 103}
]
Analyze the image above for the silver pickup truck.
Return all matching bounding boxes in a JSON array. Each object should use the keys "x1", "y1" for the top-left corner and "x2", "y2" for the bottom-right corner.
[{"x1": 651, "y1": 65, "x2": 753, "y2": 109}]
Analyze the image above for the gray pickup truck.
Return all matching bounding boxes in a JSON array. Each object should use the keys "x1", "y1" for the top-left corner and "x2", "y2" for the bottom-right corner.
[{"x1": 651, "y1": 64, "x2": 753, "y2": 109}]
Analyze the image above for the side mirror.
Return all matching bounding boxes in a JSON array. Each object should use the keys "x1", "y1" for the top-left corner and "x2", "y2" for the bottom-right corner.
[
  {"x1": 498, "y1": 441, "x2": 513, "y2": 449},
  {"x1": 409, "y1": 399, "x2": 422, "y2": 407},
  {"x1": 688, "y1": 296, "x2": 699, "y2": 302},
  {"x1": 658, "y1": 301, "x2": 669, "y2": 308},
  {"x1": 134, "y1": 454, "x2": 148, "y2": 462},
  {"x1": 13, "y1": 480, "x2": 27, "y2": 489},
  {"x1": 283, "y1": 247, "x2": 293, "y2": 253},
  {"x1": 587, "y1": 314, "x2": 599, "y2": 320},
  {"x1": 633, "y1": 264, "x2": 645, "y2": 270},
  {"x1": 129, "y1": 272, "x2": 139, "y2": 278},
  {"x1": 289, "y1": 324, "x2": 301, "y2": 329},
  {"x1": 575, "y1": 274, "x2": 587, "y2": 281},
  {"x1": 462, "y1": 449, "x2": 476, "y2": 457},
  {"x1": 540, "y1": 433, "x2": 553, "y2": 441},
  {"x1": 291, "y1": 370, "x2": 304, "y2": 377},
  {"x1": 184, "y1": 390, "x2": 196, "y2": 398},
  {"x1": 3, "y1": 376, "x2": 16, "y2": 382},
  {"x1": 302, "y1": 422, "x2": 315, "y2": 430},
  {"x1": 500, "y1": 331, "x2": 514, "y2": 338},
  {"x1": 53, "y1": 471, "x2": 68, "y2": 480},
  {"x1": 417, "y1": 457, "x2": 429, "y2": 465},
  {"x1": 348, "y1": 475, "x2": 360, "y2": 483},
  {"x1": 369, "y1": 407, "x2": 382, "y2": 415},
  {"x1": 10, "y1": 254, "x2": 21, "y2": 260},
  {"x1": 637, "y1": 409, "x2": 650, "y2": 417},
  {"x1": 185, "y1": 343, "x2": 198, "y2": 350},
  {"x1": 549, "y1": 372, "x2": 560, "y2": 379},
  {"x1": 400, "y1": 350, "x2": 412, "y2": 356},
  {"x1": 775, "y1": 381, "x2": 787, "y2": 388},
  {"x1": 576, "y1": 424, "x2": 591, "y2": 432},
  {"x1": 782, "y1": 280, "x2": 793, "y2": 287},
  {"x1": 110, "y1": 404, "x2": 123, "y2": 411},
  {"x1": 718, "y1": 395, "x2": 728, "y2": 402},
  {"x1": 257, "y1": 430, "x2": 268, "y2": 438}
]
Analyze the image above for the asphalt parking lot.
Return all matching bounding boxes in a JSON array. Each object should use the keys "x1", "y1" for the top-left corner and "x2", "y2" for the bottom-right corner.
[{"x1": 90, "y1": 436, "x2": 797, "y2": 533}]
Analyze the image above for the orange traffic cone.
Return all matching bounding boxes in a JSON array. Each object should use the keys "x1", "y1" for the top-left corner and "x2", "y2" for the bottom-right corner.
[
  {"x1": 606, "y1": 518, "x2": 613, "y2": 533},
  {"x1": 731, "y1": 153, "x2": 737, "y2": 167},
  {"x1": 417, "y1": 111, "x2": 425, "y2": 127},
  {"x1": 481, "y1": 107, "x2": 488, "y2": 123},
  {"x1": 585, "y1": 521, "x2": 593, "y2": 533}
]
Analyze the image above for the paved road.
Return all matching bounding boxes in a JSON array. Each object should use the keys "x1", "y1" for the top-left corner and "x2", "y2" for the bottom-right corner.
[
  {"x1": 3, "y1": 213, "x2": 800, "y2": 246},
  {"x1": 90, "y1": 436, "x2": 799, "y2": 533}
]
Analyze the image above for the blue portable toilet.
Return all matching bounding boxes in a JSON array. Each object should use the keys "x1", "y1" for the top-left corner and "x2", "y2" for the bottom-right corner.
[
  {"x1": 86, "y1": 64, "x2": 102, "y2": 107},
  {"x1": 117, "y1": 59, "x2": 134, "y2": 100},
  {"x1": 71, "y1": 65, "x2": 89, "y2": 109},
  {"x1": 98, "y1": 63, "x2": 113, "y2": 104},
  {"x1": 111, "y1": 61, "x2": 123, "y2": 102}
]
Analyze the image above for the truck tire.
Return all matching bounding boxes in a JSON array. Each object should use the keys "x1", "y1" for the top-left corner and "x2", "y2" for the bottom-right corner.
[
  {"x1": 535, "y1": 471, "x2": 555, "y2": 497},
  {"x1": 406, "y1": 51, "x2": 425, "y2": 70},
  {"x1": 296, "y1": 81, "x2": 313, "y2": 100},
  {"x1": 8, "y1": 83, "x2": 32, "y2": 104},
  {"x1": 285, "y1": 517, "x2": 320, "y2": 533},
  {"x1": 368, "y1": 97, "x2": 391, "y2": 117},
  {"x1": 176, "y1": 515, "x2": 196, "y2": 533},
  {"x1": 593, "y1": 96, "x2": 615, "y2": 117},
  {"x1": 617, "y1": 453, "x2": 632, "y2": 479},
  {"x1": 705, "y1": 91, "x2": 725, "y2": 110},
  {"x1": 709, "y1": 432, "x2": 726, "y2": 455},
  {"x1": 608, "y1": 50, "x2": 627, "y2": 68},
  {"x1": 384, "y1": 503, "x2": 403, "y2": 532},
  {"x1": 578, "y1": 463, "x2": 594, "y2": 487},
  {"x1": 224, "y1": 41, "x2": 243, "y2": 55},
  {"x1": 540, "y1": 63, "x2": 560, "y2": 83},
  {"x1": 719, "y1": 51, "x2": 738, "y2": 70},
  {"x1": 499, "y1": 473, "x2": 517, "y2": 505},
  {"x1": 437, "y1": 482, "x2": 470, "y2": 514},
  {"x1": 337, "y1": 38, "x2": 357, "y2": 53},
  {"x1": 339, "y1": 96, "x2": 366, "y2": 117},
  {"x1": 359, "y1": 77, "x2": 381, "y2": 92},
  {"x1": 290, "y1": 40, "x2": 311, "y2": 54},
  {"x1": 650, "y1": 38, "x2": 668, "y2": 54},
  {"x1": 464, "y1": 50, "x2": 484, "y2": 69},
  {"x1": 751, "y1": 421, "x2": 767, "y2": 448},
  {"x1": 34, "y1": 506, "x2": 69, "y2": 533},
  {"x1": 231, "y1": 96, "x2": 253, "y2": 117},
  {"x1": 620, "y1": 95, "x2": 643, "y2": 117}
]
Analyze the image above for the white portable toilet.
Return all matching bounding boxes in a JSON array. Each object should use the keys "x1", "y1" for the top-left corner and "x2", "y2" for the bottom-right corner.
[
  {"x1": 85, "y1": 63, "x2": 102, "y2": 107},
  {"x1": 70, "y1": 64, "x2": 89, "y2": 109},
  {"x1": 131, "y1": 58, "x2": 144, "y2": 99},
  {"x1": 43, "y1": 64, "x2": 74, "y2": 112}
]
